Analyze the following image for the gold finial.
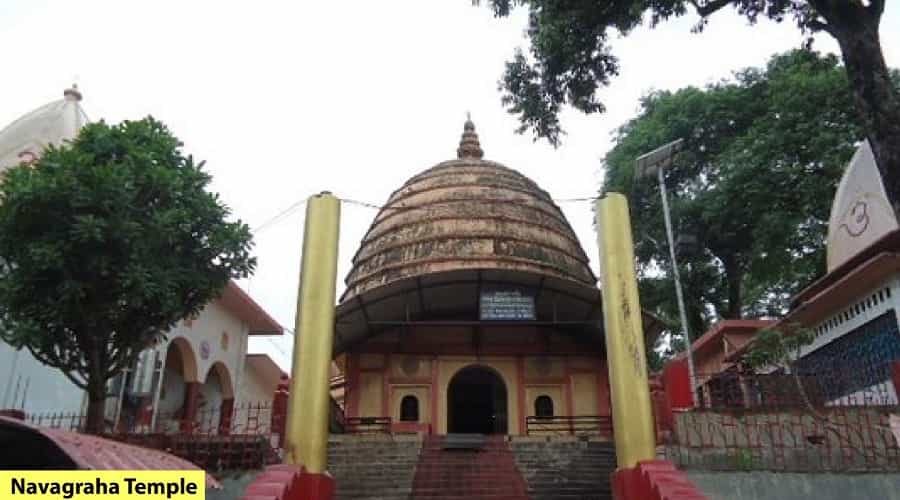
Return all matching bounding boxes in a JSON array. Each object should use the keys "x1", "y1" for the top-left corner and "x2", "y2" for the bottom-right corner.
[{"x1": 457, "y1": 113, "x2": 483, "y2": 159}]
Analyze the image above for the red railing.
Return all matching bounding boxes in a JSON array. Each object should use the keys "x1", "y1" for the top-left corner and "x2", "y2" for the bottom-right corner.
[
  {"x1": 525, "y1": 415, "x2": 612, "y2": 436},
  {"x1": 343, "y1": 417, "x2": 392, "y2": 434}
]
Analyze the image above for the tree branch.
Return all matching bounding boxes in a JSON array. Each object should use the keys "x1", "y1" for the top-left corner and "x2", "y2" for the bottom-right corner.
[
  {"x1": 807, "y1": 19, "x2": 836, "y2": 36},
  {"x1": 27, "y1": 345, "x2": 89, "y2": 390},
  {"x1": 689, "y1": 0, "x2": 732, "y2": 17}
]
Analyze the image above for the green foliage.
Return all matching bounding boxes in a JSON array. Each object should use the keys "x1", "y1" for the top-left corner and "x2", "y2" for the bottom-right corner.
[
  {"x1": 602, "y1": 50, "x2": 864, "y2": 343},
  {"x1": 0, "y1": 117, "x2": 255, "y2": 431},
  {"x1": 730, "y1": 448, "x2": 757, "y2": 471},
  {"x1": 743, "y1": 325, "x2": 814, "y2": 371},
  {"x1": 478, "y1": 0, "x2": 892, "y2": 148}
]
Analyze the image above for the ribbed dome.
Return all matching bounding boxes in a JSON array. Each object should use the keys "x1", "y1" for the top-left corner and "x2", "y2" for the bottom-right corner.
[{"x1": 341, "y1": 119, "x2": 595, "y2": 301}]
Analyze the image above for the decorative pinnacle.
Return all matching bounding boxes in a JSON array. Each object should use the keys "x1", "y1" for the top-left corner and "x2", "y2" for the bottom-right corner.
[
  {"x1": 63, "y1": 83, "x2": 82, "y2": 102},
  {"x1": 457, "y1": 113, "x2": 484, "y2": 159}
]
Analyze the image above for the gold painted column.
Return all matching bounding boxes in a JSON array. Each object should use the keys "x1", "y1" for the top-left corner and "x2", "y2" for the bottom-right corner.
[
  {"x1": 595, "y1": 193, "x2": 656, "y2": 469},
  {"x1": 284, "y1": 192, "x2": 341, "y2": 472}
]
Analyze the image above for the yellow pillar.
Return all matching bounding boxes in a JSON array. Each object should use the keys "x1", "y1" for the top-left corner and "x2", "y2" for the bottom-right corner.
[
  {"x1": 284, "y1": 192, "x2": 341, "y2": 472},
  {"x1": 595, "y1": 193, "x2": 656, "y2": 469}
]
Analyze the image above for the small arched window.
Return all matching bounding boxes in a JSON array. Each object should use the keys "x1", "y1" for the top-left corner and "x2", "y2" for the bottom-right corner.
[
  {"x1": 400, "y1": 395, "x2": 419, "y2": 422},
  {"x1": 535, "y1": 395, "x2": 554, "y2": 418}
]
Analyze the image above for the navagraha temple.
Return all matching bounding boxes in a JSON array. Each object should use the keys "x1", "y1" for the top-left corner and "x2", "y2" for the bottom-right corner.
[
  {"x1": 274, "y1": 117, "x2": 689, "y2": 500},
  {"x1": 333, "y1": 118, "x2": 658, "y2": 436}
]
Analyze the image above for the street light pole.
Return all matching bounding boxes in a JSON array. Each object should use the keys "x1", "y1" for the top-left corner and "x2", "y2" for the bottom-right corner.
[{"x1": 635, "y1": 139, "x2": 697, "y2": 405}]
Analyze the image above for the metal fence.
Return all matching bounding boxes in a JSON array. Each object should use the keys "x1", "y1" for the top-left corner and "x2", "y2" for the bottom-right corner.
[
  {"x1": 694, "y1": 366, "x2": 898, "y2": 411},
  {"x1": 27, "y1": 401, "x2": 282, "y2": 471},
  {"x1": 663, "y1": 405, "x2": 900, "y2": 472},
  {"x1": 28, "y1": 401, "x2": 278, "y2": 435},
  {"x1": 27, "y1": 411, "x2": 87, "y2": 432}
]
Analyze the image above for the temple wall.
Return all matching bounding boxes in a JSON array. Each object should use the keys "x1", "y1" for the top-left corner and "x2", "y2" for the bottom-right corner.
[{"x1": 343, "y1": 326, "x2": 610, "y2": 436}]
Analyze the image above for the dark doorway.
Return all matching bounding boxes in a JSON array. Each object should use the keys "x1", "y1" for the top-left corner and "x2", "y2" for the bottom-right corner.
[
  {"x1": 447, "y1": 366, "x2": 508, "y2": 434},
  {"x1": 400, "y1": 395, "x2": 419, "y2": 422}
]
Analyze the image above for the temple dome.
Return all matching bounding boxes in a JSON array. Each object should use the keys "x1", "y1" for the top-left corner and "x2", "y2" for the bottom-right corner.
[
  {"x1": 341, "y1": 119, "x2": 595, "y2": 302},
  {"x1": 332, "y1": 118, "x2": 664, "y2": 354},
  {"x1": 0, "y1": 85, "x2": 88, "y2": 172}
]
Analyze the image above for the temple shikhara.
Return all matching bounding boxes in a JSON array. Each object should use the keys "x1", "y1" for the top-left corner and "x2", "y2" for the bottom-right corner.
[{"x1": 333, "y1": 118, "x2": 654, "y2": 436}]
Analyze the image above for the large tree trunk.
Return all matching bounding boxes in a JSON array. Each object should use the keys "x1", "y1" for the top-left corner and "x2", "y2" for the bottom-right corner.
[
  {"x1": 827, "y1": 8, "x2": 900, "y2": 214},
  {"x1": 85, "y1": 380, "x2": 107, "y2": 435},
  {"x1": 84, "y1": 345, "x2": 107, "y2": 435}
]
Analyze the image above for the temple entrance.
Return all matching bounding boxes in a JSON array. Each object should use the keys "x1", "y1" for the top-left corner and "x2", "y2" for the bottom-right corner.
[{"x1": 447, "y1": 366, "x2": 508, "y2": 434}]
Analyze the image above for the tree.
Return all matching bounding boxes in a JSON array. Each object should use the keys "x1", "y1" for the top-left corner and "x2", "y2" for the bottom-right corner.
[
  {"x1": 478, "y1": 0, "x2": 900, "y2": 214},
  {"x1": 0, "y1": 117, "x2": 255, "y2": 433},
  {"x1": 603, "y1": 50, "x2": 864, "y2": 342}
]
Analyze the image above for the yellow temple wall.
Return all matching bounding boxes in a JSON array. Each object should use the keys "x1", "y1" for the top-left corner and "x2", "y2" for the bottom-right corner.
[{"x1": 344, "y1": 345, "x2": 611, "y2": 436}]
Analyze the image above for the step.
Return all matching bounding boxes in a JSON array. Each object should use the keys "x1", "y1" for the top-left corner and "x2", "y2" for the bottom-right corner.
[
  {"x1": 412, "y1": 436, "x2": 528, "y2": 500},
  {"x1": 327, "y1": 437, "x2": 423, "y2": 500},
  {"x1": 327, "y1": 435, "x2": 617, "y2": 500},
  {"x1": 510, "y1": 439, "x2": 616, "y2": 500}
]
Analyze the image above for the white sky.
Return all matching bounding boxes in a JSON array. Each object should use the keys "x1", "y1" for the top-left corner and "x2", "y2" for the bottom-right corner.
[{"x1": 0, "y1": 1, "x2": 898, "y2": 369}]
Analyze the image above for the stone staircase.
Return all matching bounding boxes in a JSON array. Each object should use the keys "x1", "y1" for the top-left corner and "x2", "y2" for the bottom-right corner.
[
  {"x1": 511, "y1": 437, "x2": 616, "y2": 500},
  {"x1": 327, "y1": 435, "x2": 422, "y2": 500},
  {"x1": 325, "y1": 435, "x2": 616, "y2": 500},
  {"x1": 411, "y1": 435, "x2": 529, "y2": 499}
]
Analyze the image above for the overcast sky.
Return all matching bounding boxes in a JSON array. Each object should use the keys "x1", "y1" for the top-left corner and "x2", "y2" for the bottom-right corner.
[{"x1": 1, "y1": 1, "x2": 898, "y2": 369}]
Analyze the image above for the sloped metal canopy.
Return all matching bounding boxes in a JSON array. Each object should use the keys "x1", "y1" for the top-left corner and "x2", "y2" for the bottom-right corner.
[
  {"x1": 335, "y1": 268, "x2": 602, "y2": 354},
  {"x1": 334, "y1": 268, "x2": 663, "y2": 355},
  {"x1": 0, "y1": 416, "x2": 219, "y2": 488}
]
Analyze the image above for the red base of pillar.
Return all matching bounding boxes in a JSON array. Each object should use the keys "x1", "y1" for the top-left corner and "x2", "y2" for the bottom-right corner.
[
  {"x1": 610, "y1": 460, "x2": 708, "y2": 500},
  {"x1": 611, "y1": 466, "x2": 642, "y2": 500},
  {"x1": 295, "y1": 472, "x2": 335, "y2": 500},
  {"x1": 241, "y1": 465, "x2": 334, "y2": 500}
]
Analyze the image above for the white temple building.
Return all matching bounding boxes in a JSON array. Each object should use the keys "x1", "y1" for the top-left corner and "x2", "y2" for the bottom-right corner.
[
  {"x1": 728, "y1": 141, "x2": 900, "y2": 406},
  {"x1": 0, "y1": 85, "x2": 88, "y2": 172},
  {"x1": 0, "y1": 87, "x2": 283, "y2": 432}
]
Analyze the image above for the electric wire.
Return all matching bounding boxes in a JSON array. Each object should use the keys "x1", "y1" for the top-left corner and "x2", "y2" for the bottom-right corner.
[
  {"x1": 252, "y1": 193, "x2": 599, "y2": 235},
  {"x1": 339, "y1": 194, "x2": 600, "y2": 212},
  {"x1": 251, "y1": 198, "x2": 308, "y2": 233},
  {"x1": 251, "y1": 195, "x2": 602, "y2": 234},
  {"x1": 265, "y1": 337, "x2": 291, "y2": 359}
]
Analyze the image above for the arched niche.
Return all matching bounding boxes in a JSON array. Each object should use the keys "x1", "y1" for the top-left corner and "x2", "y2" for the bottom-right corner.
[
  {"x1": 202, "y1": 361, "x2": 235, "y2": 400},
  {"x1": 167, "y1": 337, "x2": 199, "y2": 383},
  {"x1": 158, "y1": 337, "x2": 200, "y2": 417}
]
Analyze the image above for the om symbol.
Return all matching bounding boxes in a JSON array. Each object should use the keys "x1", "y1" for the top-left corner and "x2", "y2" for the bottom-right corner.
[{"x1": 840, "y1": 200, "x2": 870, "y2": 238}]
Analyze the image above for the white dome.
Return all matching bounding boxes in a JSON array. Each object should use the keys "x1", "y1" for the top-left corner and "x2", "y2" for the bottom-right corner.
[{"x1": 0, "y1": 86, "x2": 88, "y2": 172}]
